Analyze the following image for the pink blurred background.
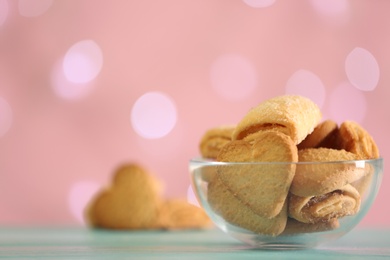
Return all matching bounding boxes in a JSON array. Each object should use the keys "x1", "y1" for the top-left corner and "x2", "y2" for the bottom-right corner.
[{"x1": 0, "y1": 0, "x2": 389, "y2": 227}]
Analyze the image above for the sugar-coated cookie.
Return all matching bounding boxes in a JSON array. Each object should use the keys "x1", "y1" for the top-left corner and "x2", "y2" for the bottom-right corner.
[
  {"x1": 232, "y1": 95, "x2": 322, "y2": 145},
  {"x1": 217, "y1": 130, "x2": 298, "y2": 218},
  {"x1": 290, "y1": 148, "x2": 366, "y2": 197},
  {"x1": 288, "y1": 184, "x2": 361, "y2": 224}
]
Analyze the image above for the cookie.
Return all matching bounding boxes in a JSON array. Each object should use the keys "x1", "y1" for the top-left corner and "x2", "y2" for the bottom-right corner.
[
  {"x1": 282, "y1": 217, "x2": 340, "y2": 235},
  {"x1": 297, "y1": 120, "x2": 338, "y2": 150},
  {"x1": 290, "y1": 148, "x2": 366, "y2": 197},
  {"x1": 232, "y1": 95, "x2": 322, "y2": 145},
  {"x1": 156, "y1": 199, "x2": 212, "y2": 230},
  {"x1": 337, "y1": 121, "x2": 380, "y2": 159},
  {"x1": 85, "y1": 163, "x2": 162, "y2": 229},
  {"x1": 199, "y1": 125, "x2": 235, "y2": 159},
  {"x1": 288, "y1": 184, "x2": 361, "y2": 224},
  {"x1": 207, "y1": 176, "x2": 287, "y2": 236},
  {"x1": 217, "y1": 130, "x2": 298, "y2": 218}
]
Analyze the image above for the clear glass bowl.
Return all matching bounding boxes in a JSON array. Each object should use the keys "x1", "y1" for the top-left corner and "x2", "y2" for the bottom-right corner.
[{"x1": 189, "y1": 157, "x2": 383, "y2": 249}]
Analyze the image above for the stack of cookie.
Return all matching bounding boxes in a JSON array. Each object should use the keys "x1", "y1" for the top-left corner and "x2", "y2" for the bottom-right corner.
[
  {"x1": 85, "y1": 163, "x2": 212, "y2": 230},
  {"x1": 199, "y1": 95, "x2": 379, "y2": 236}
]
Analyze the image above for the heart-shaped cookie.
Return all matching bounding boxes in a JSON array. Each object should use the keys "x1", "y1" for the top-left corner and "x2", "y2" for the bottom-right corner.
[
  {"x1": 216, "y1": 130, "x2": 298, "y2": 218},
  {"x1": 207, "y1": 175, "x2": 288, "y2": 236},
  {"x1": 85, "y1": 164, "x2": 162, "y2": 229}
]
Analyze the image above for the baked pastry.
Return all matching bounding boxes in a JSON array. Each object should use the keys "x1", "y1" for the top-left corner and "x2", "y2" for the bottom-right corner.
[
  {"x1": 217, "y1": 130, "x2": 298, "y2": 218},
  {"x1": 288, "y1": 184, "x2": 361, "y2": 224},
  {"x1": 156, "y1": 199, "x2": 212, "y2": 230},
  {"x1": 232, "y1": 95, "x2": 322, "y2": 145},
  {"x1": 297, "y1": 120, "x2": 338, "y2": 150},
  {"x1": 282, "y1": 218, "x2": 340, "y2": 235},
  {"x1": 336, "y1": 121, "x2": 380, "y2": 159},
  {"x1": 199, "y1": 125, "x2": 235, "y2": 159},
  {"x1": 207, "y1": 175, "x2": 287, "y2": 236},
  {"x1": 290, "y1": 148, "x2": 366, "y2": 197},
  {"x1": 85, "y1": 164, "x2": 162, "y2": 229}
]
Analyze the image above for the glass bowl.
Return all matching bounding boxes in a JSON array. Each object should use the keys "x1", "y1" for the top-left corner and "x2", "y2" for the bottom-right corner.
[{"x1": 189, "y1": 157, "x2": 383, "y2": 249}]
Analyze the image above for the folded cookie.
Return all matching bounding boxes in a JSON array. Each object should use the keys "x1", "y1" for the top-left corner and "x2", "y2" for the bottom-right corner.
[
  {"x1": 288, "y1": 184, "x2": 361, "y2": 224},
  {"x1": 199, "y1": 125, "x2": 235, "y2": 159},
  {"x1": 336, "y1": 121, "x2": 380, "y2": 159},
  {"x1": 208, "y1": 175, "x2": 287, "y2": 236},
  {"x1": 298, "y1": 120, "x2": 338, "y2": 150},
  {"x1": 156, "y1": 199, "x2": 212, "y2": 230},
  {"x1": 217, "y1": 130, "x2": 297, "y2": 218},
  {"x1": 290, "y1": 148, "x2": 366, "y2": 197},
  {"x1": 85, "y1": 164, "x2": 162, "y2": 229},
  {"x1": 232, "y1": 95, "x2": 322, "y2": 145}
]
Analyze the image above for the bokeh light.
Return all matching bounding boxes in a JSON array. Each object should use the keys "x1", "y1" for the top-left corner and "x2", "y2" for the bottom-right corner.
[
  {"x1": 51, "y1": 59, "x2": 95, "y2": 100},
  {"x1": 210, "y1": 53, "x2": 258, "y2": 101},
  {"x1": 285, "y1": 69, "x2": 326, "y2": 108},
  {"x1": 0, "y1": 97, "x2": 13, "y2": 138},
  {"x1": 63, "y1": 40, "x2": 103, "y2": 84},
  {"x1": 310, "y1": 0, "x2": 349, "y2": 16},
  {"x1": 345, "y1": 47, "x2": 380, "y2": 91},
  {"x1": 131, "y1": 91, "x2": 177, "y2": 139},
  {"x1": 68, "y1": 181, "x2": 100, "y2": 225},
  {"x1": 328, "y1": 81, "x2": 367, "y2": 124},
  {"x1": 0, "y1": 0, "x2": 9, "y2": 27},
  {"x1": 18, "y1": 0, "x2": 53, "y2": 17},
  {"x1": 242, "y1": 0, "x2": 276, "y2": 8}
]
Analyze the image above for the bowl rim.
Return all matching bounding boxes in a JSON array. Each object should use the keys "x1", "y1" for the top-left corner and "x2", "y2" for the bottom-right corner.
[{"x1": 189, "y1": 157, "x2": 383, "y2": 166}]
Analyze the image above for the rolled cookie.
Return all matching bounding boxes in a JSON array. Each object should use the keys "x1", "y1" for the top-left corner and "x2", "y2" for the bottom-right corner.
[
  {"x1": 290, "y1": 148, "x2": 366, "y2": 197},
  {"x1": 288, "y1": 184, "x2": 361, "y2": 224},
  {"x1": 217, "y1": 130, "x2": 297, "y2": 218},
  {"x1": 232, "y1": 95, "x2": 322, "y2": 145},
  {"x1": 298, "y1": 120, "x2": 338, "y2": 150},
  {"x1": 207, "y1": 175, "x2": 287, "y2": 236},
  {"x1": 336, "y1": 120, "x2": 380, "y2": 159},
  {"x1": 199, "y1": 125, "x2": 235, "y2": 159}
]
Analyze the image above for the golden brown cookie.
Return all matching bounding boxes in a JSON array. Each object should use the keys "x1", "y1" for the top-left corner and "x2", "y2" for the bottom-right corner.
[
  {"x1": 298, "y1": 120, "x2": 338, "y2": 150},
  {"x1": 232, "y1": 95, "x2": 322, "y2": 145},
  {"x1": 282, "y1": 218, "x2": 340, "y2": 235},
  {"x1": 207, "y1": 176, "x2": 287, "y2": 236},
  {"x1": 288, "y1": 184, "x2": 361, "y2": 224},
  {"x1": 85, "y1": 164, "x2": 162, "y2": 229},
  {"x1": 156, "y1": 199, "x2": 212, "y2": 230},
  {"x1": 336, "y1": 121, "x2": 380, "y2": 159},
  {"x1": 290, "y1": 148, "x2": 366, "y2": 197},
  {"x1": 217, "y1": 130, "x2": 298, "y2": 218},
  {"x1": 199, "y1": 125, "x2": 235, "y2": 159}
]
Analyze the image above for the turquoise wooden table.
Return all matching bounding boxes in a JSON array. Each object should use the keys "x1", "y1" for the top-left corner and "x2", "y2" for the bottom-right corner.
[{"x1": 0, "y1": 227, "x2": 389, "y2": 259}]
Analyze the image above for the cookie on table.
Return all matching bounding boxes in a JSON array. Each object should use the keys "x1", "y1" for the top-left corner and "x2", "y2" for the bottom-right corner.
[
  {"x1": 156, "y1": 199, "x2": 212, "y2": 230},
  {"x1": 85, "y1": 163, "x2": 162, "y2": 229}
]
